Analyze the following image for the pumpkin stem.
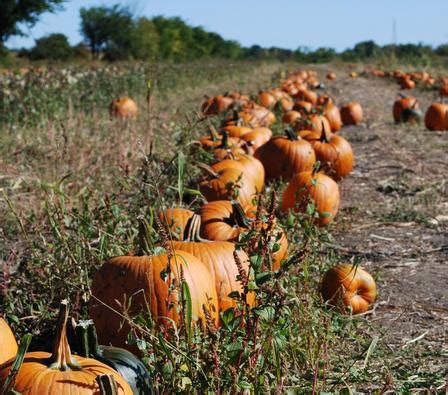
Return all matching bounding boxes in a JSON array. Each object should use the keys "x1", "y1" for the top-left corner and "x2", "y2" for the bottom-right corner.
[
  {"x1": 218, "y1": 131, "x2": 230, "y2": 149},
  {"x1": 49, "y1": 300, "x2": 80, "y2": 371},
  {"x1": 231, "y1": 200, "x2": 253, "y2": 228},
  {"x1": 319, "y1": 121, "x2": 331, "y2": 142},
  {"x1": 284, "y1": 127, "x2": 298, "y2": 141},
  {"x1": 96, "y1": 374, "x2": 119, "y2": 395},
  {"x1": 196, "y1": 162, "x2": 219, "y2": 178},
  {"x1": 183, "y1": 214, "x2": 207, "y2": 242},
  {"x1": 75, "y1": 319, "x2": 101, "y2": 359}
]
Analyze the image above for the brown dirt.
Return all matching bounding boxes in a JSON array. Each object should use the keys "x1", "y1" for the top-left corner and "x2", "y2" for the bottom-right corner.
[{"x1": 323, "y1": 69, "x2": 447, "y2": 377}]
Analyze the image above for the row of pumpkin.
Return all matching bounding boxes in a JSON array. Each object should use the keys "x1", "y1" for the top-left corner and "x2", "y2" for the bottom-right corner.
[{"x1": 0, "y1": 69, "x2": 377, "y2": 394}]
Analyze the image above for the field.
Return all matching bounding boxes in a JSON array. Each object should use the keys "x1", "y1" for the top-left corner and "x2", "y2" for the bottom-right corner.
[{"x1": 0, "y1": 61, "x2": 447, "y2": 392}]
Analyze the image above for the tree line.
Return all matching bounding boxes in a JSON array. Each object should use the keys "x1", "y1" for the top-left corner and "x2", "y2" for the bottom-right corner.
[{"x1": 2, "y1": 2, "x2": 447, "y2": 65}]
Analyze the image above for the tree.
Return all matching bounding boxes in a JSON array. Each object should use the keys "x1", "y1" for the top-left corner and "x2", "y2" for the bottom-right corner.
[
  {"x1": 28, "y1": 33, "x2": 72, "y2": 60},
  {"x1": 132, "y1": 17, "x2": 159, "y2": 60},
  {"x1": 0, "y1": 0, "x2": 65, "y2": 49},
  {"x1": 79, "y1": 4, "x2": 134, "y2": 59}
]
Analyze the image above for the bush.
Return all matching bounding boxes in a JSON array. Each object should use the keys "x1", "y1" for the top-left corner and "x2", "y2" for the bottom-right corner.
[{"x1": 28, "y1": 33, "x2": 73, "y2": 61}]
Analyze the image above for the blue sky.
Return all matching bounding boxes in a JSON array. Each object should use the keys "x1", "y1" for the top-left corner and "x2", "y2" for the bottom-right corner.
[{"x1": 6, "y1": 0, "x2": 448, "y2": 51}]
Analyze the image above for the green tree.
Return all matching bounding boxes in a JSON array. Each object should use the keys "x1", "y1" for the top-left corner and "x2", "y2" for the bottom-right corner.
[
  {"x1": 132, "y1": 17, "x2": 160, "y2": 60},
  {"x1": 28, "y1": 33, "x2": 72, "y2": 60},
  {"x1": 79, "y1": 4, "x2": 134, "y2": 59},
  {"x1": 0, "y1": 0, "x2": 65, "y2": 51}
]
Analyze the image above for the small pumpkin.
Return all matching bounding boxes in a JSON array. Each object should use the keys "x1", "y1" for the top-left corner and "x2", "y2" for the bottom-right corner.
[
  {"x1": 75, "y1": 320, "x2": 153, "y2": 395},
  {"x1": 201, "y1": 95, "x2": 233, "y2": 115},
  {"x1": 424, "y1": 103, "x2": 448, "y2": 131},
  {"x1": 392, "y1": 94, "x2": 422, "y2": 124},
  {"x1": 254, "y1": 128, "x2": 316, "y2": 180},
  {"x1": 281, "y1": 170, "x2": 340, "y2": 226},
  {"x1": 109, "y1": 97, "x2": 138, "y2": 118},
  {"x1": 239, "y1": 127, "x2": 273, "y2": 152},
  {"x1": 158, "y1": 207, "x2": 195, "y2": 241},
  {"x1": 0, "y1": 301, "x2": 133, "y2": 395},
  {"x1": 340, "y1": 102, "x2": 363, "y2": 125},
  {"x1": 220, "y1": 125, "x2": 252, "y2": 138},
  {"x1": 282, "y1": 110, "x2": 302, "y2": 125},
  {"x1": 258, "y1": 91, "x2": 277, "y2": 108},
  {"x1": 0, "y1": 318, "x2": 18, "y2": 365},
  {"x1": 326, "y1": 72, "x2": 336, "y2": 80},
  {"x1": 321, "y1": 264, "x2": 377, "y2": 314}
]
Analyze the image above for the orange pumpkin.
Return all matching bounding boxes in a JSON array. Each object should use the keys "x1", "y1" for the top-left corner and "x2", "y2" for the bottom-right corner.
[
  {"x1": 239, "y1": 127, "x2": 273, "y2": 152},
  {"x1": 321, "y1": 264, "x2": 377, "y2": 314},
  {"x1": 301, "y1": 127, "x2": 354, "y2": 179},
  {"x1": 169, "y1": 214, "x2": 254, "y2": 312},
  {"x1": 424, "y1": 103, "x2": 448, "y2": 131},
  {"x1": 158, "y1": 207, "x2": 195, "y2": 240},
  {"x1": 258, "y1": 91, "x2": 277, "y2": 108},
  {"x1": 109, "y1": 97, "x2": 138, "y2": 118},
  {"x1": 282, "y1": 110, "x2": 302, "y2": 125},
  {"x1": 0, "y1": 301, "x2": 133, "y2": 394},
  {"x1": 254, "y1": 128, "x2": 316, "y2": 180},
  {"x1": 281, "y1": 170, "x2": 340, "y2": 226},
  {"x1": 220, "y1": 125, "x2": 252, "y2": 138},
  {"x1": 392, "y1": 95, "x2": 421, "y2": 124},
  {"x1": 90, "y1": 251, "x2": 219, "y2": 350},
  {"x1": 0, "y1": 318, "x2": 18, "y2": 365},
  {"x1": 201, "y1": 95, "x2": 233, "y2": 115},
  {"x1": 340, "y1": 102, "x2": 363, "y2": 125}
]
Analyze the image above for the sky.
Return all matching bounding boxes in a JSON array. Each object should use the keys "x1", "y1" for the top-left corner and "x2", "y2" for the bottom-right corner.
[{"x1": 6, "y1": 0, "x2": 448, "y2": 51}]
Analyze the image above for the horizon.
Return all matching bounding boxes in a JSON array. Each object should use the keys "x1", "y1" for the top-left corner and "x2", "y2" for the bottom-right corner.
[{"x1": 5, "y1": 0, "x2": 448, "y2": 51}]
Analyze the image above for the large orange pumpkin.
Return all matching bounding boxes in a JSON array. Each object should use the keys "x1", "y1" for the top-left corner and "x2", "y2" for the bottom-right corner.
[
  {"x1": 169, "y1": 214, "x2": 254, "y2": 312},
  {"x1": 0, "y1": 301, "x2": 133, "y2": 394},
  {"x1": 254, "y1": 128, "x2": 316, "y2": 180},
  {"x1": 340, "y1": 102, "x2": 363, "y2": 125},
  {"x1": 90, "y1": 251, "x2": 219, "y2": 350},
  {"x1": 0, "y1": 318, "x2": 18, "y2": 365},
  {"x1": 393, "y1": 95, "x2": 421, "y2": 124},
  {"x1": 281, "y1": 171, "x2": 340, "y2": 226},
  {"x1": 321, "y1": 264, "x2": 377, "y2": 314}
]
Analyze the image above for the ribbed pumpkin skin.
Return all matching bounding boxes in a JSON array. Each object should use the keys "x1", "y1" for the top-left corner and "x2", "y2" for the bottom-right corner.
[
  {"x1": 281, "y1": 171, "x2": 340, "y2": 226},
  {"x1": 424, "y1": 103, "x2": 448, "y2": 131},
  {"x1": 0, "y1": 353, "x2": 132, "y2": 395},
  {"x1": 0, "y1": 318, "x2": 18, "y2": 365},
  {"x1": 199, "y1": 167, "x2": 257, "y2": 207},
  {"x1": 169, "y1": 239, "x2": 254, "y2": 312},
  {"x1": 240, "y1": 127, "x2": 273, "y2": 151},
  {"x1": 323, "y1": 104, "x2": 343, "y2": 132},
  {"x1": 340, "y1": 102, "x2": 363, "y2": 125},
  {"x1": 158, "y1": 207, "x2": 195, "y2": 241},
  {"x1": 255, "y1": 136, "x2": 316, "y2": 180},
  {"x1": 220, "y1": 125, "x2": 252, "y2": 138},
  {"x1": 89, "y1": 252, "x2": 219, "y2": 350},
  {"x1": 321, "y1": 264, "x2": 377, "y2": 314},
  {"x1": 303, "y1": 131, "x2": 354, "y2": 179}
]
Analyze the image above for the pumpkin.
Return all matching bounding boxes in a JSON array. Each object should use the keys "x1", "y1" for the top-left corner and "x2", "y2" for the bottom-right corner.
[
  {"x1": 211, "y1": 154, "x2": 265, "y2": 192},
  {"x1": 201, "y1": 95, "x2": 233, "y2": 115},
  {"x1": 75, "y1": 320, "x2": 153, "y2": 395},
  {"x1": 279, "y1": 97, "x2": 294, "y2": 112},
  {"x1": 295, "y1": 114, "x2": 332, "y2": 135},
  {"x1": 326, "y1": 72, "x2": 336, "y2": 80},
  {"x1": 302, "y1": 126, "x2": 354, "y2": 179},
  {"x1": 321, "y1": 264, "x2": 377, "y2": 314},
  {"x1": 199, "y1": 165, "x2": 257, "y2": 206},
  {"x1": 349, "y1": 71, "x2": 358, "y2": 78},
  {"x1": 340, "y1": 102, "x2": 363, "y2": 125},
  {"x1": 158, "y1": 207, "x2": 195, "y2": 241},
  {"x1": 240, "y1": 127, "x2": 273, "y2": 152},
  {"x1": 254, "y1": 128, "x2": 316, "y2": 180},
  {"x1": 294, "y1": 88, "x2": 318, "y2": 105},
  {"x1": 109, "y1": 97, "x2": 138, "y2": 118},
  {"x1": 282, "y1": 110, "x2": 302, "y2": 125},
  {"x1": 320, "y1": 102, "x2": 342, "y2": 132},
  {"x1": 199, "y1": 201, "x2": 288, "y2": 270},
  {"x1": 392, "y1": 95, "x2": 422, "y2": 124},
  {"x1": 281, "y1": 170, "x2": 340, "y2": 226},
  {"x1": 424, "y1": 103, "x2": 448, "y2": 131},
  {"x1": 0, "y1": 318, "x2": 18, "y2": 365},
  {"x1": 399, "y1": 77, "x2": 415, "y2": 90},
  {"x1": 220, "y1": 125, "x2": 252, "y2": 138},
  {"x1": 169, "y1": 214, "x2": 255, "y2": 311},
  {"x1": 90, "y1": 250, "x2": 219, "y2": 350},
  {"x1": 200, "y1": 131, "x2": 247, "y2": 160},
  {"x1": 439, "y1": 84, "x2": 448, "y2": 98},
  {"x1": 0, "y1": 301, "x2": 133, "y2": 395},
  {"x1": 294, "y1": 100, "x2": 314, "y2": 114},
  {"x1": 258, "y1": 91, "x2": 277, "y2": 108}
]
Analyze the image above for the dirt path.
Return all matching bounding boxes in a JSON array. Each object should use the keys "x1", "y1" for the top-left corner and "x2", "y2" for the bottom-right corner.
[{"x1": 324, "y1": 69, "x2": 447, "y2": 378}]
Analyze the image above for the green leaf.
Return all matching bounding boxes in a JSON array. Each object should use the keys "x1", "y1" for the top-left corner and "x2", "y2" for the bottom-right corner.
[
  {"x1": 238, "y1": 381, "x2": 252, "y2": 389},
  {"x1": 182, "y1": 281, "x2": 193, "y2": 343},
  {"x1": 177, "y1": 152, "x2": 186, "y2": 204},
  {"x1": 2, "y1": 334, "x2": 32, "y2": 394},
  {"x1": 255, "y1": 271, "x2": 271, "y2": 286},
  {"x1": 221, "y1": 308, "x2": 234, "y2": 328},
  {"x1": 252, "y1": 306, "x2": 275, "y2": 321}
]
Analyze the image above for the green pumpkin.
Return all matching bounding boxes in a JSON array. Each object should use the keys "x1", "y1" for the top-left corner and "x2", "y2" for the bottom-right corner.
[{"x1": 75, "y1": 320, "x2": 153, "y2": 395}]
